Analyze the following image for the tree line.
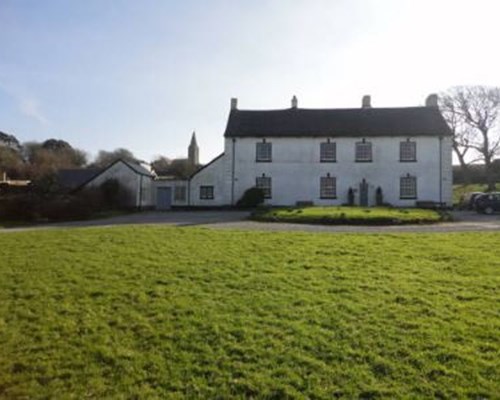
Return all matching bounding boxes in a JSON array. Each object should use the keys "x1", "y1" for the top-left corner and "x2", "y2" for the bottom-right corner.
[{"x1": 0, "y1": 139, "x2": 197, "y2": 181}]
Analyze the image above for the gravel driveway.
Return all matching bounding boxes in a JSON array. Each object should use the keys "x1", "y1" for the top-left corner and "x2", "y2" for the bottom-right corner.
[{"x1": 2, "y1": 210, "x2": 500, "y2": 234}]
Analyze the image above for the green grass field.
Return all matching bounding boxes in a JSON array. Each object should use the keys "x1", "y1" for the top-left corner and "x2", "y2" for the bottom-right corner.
[
  {"x1": 253, "y1": 206, "x2": 443, "y2": 225},
  {"x1": 0, "y1": 227, "x2": 499, "y2": 398}
]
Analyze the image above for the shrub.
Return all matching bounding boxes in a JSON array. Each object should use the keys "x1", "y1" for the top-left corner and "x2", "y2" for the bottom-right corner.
[
  {"x1": 347, "y1": 188, "x2": 355, "y2": 206},
  {"x1": 97, "y1": 179, "x2": 134, "y2": 210},
  {"x1": 236, "y1": 187, "x2": 265, "y2": 208},
  {"x1": 376, "y1": 187, "x2": 383, "y2": 206},
  {"x1": 38, "y1": 195, "x2": 95, "y2": 221},
  {"x1": 0, "y1": 194, "x2": 40, "y2": 221}
]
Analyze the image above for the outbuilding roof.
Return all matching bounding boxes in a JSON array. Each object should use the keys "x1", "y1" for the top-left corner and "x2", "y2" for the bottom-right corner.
[
  {"x1": 223, "y1": 107, "x2": 452, "y2": 138},
  {"x1": 57, "y1": 168, "x2": 102, "y2": 190}
]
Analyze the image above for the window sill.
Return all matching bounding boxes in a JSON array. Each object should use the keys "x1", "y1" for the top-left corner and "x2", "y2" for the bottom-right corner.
[
  {"x1": 400, "y1": 197, "x2": 417, "y2": 200},
  {"x1": 320, "y1": 197, "x2": 337, "y2": 199},
  {"x1": 320, "y1": 160, "x2": 337, "y2": 163},
  {"x1": 399, "y1": 159, "x2": 417, "y2": 162},
  {"x1": 355, "y1": 160, "x2": 373, "y2": 163},
  {"x1": 256, "y1": 160, "x2": 272, "y2": 163}
]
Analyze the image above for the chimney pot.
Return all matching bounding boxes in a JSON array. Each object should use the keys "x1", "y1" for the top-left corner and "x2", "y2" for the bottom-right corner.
[
  {"x1": 426, "y1": 93, "x2": 439, "y2": 107},
  {"x1": 291, "y1": 95, "x2": 298, "y2": 108},
  {"x1": 362, "y1": 95, "x2": 371, "y2": 108},
  {"x1": 230, "y1": 98, "x2": 238, "y2": 110}
]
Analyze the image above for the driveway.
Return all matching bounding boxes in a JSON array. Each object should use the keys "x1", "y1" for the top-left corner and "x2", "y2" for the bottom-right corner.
[{"x1": 2, "y1": 210, "x2": 500, "y2": 233}]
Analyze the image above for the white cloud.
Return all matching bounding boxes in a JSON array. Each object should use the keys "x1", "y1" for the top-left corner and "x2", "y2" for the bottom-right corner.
[
  {"x1": 18, "y1": 96, "x2": 49, "y2": 126},
  {"x1": 0, "y1": 81, "x2": 50, "y2": 126}
]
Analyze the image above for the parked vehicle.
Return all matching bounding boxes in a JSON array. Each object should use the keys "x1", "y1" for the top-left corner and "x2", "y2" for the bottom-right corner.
[
  {"x1": 460, "y1": 192, "x2": 484, "y2": 210},
  {"x1": 475, "y1": 192, "x2": 500, "y2": 214}
]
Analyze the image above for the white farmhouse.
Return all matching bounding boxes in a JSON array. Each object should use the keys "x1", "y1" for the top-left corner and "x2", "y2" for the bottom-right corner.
[{"x1": 187, "y1": 94, "x2": 453, "y2": 207}]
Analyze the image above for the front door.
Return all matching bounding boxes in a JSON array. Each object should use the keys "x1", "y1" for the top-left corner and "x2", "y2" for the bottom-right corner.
[
  {"x1": 156, "y1": 187, "x2": 172, "y2": 210},
  {"x1": 359, "y1": 179, "x2": 368, "y2": 207}
]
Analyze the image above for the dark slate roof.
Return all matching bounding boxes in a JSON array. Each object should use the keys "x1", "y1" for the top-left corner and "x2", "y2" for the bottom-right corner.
[
  {"x1": 57, "y1": 168, "x2": 102, "y2": 190},
  {"x1": 223, "y1": 107, "x2": 452, "y2": 138}
]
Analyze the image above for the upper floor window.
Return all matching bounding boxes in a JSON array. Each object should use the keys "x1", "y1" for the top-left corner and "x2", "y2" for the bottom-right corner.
[
  {"x1": 355, "y1": 140, "x2": 372, "y2": 162},
  {"x1": 400, "y1": 175, "x2": 417, "y2": 199},
  {"x1": 256, "y1": 140, "x2": 272, "y2": 162},
  {"x1": 200, "y1": 185, "x2": 214, "y2": 200},
  {"x1": 320, "y1": 174, "x2": 337, "y2": 198},
  {"x1": 256, "y1": 175, "x2": 272, "y2": 198},
  {"x1": 400, "y1": 140, "x2": 417, "y2": 162},
  {"x1": 320, "y1": 140, "x2": 336, "y2": 162}
]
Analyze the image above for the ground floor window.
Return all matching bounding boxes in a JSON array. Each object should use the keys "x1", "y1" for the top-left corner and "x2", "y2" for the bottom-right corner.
[
  {"x1": 320, "y1": 175, "x2": 336, "y2": 198},
  {"x1": 174, "y1": 186, "x2": 186, "y2": 201},
  {"x1": 400, "y1": 175, "x2": 417, "y2": 199},
  {"x1": 256, "y1": 175, "x2": 272, "y2": 198},
  {"x1": 200, "y1": 185, "x2": 214, "y2": 200}
]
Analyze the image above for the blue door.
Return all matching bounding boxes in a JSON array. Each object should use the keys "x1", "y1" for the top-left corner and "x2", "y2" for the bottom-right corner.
[
  {"x1": 156, "y1": 187, "x2": 172, "y2": 210},
  {"x1": 359, "y1": 179, "x2": 369, "y2": 207}
]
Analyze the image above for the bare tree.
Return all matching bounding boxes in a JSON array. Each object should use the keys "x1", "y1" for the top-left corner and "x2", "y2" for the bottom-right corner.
[
  {"x1": 440, "y1": 86, "x2": 500, "y2": 190},
  {"x1": 92, "y1": 148, "x2": 138, "y2": 167},
  {"x1": 21, "y1": 139, "x2": 88, "y2": 180},
  {"x1": 150, "y1": 156, "x2": 171, "y2": 175}
]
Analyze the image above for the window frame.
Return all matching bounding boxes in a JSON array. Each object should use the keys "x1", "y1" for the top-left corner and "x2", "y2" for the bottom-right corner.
[
  {"x1": 399, "y1": 140, "x2": 417, "y2": 162},
  {"x1": 199, "y1": 185, "x2": 214, "y2": 200},
  {"x1": 256, "y1": 141, "x2": 272, "y2": 162},
  {"x1": 256, "y1": 176, "x2": 272, "y2": 199},
  {"x1": 355, "y1": 141, "x2": 373, "y2": 162},
  {"x1": 320, "y1": 141, "x2": 337, "y2": 163},
  {"x1": 174, "y1": 186, "x2": 187, "y2": 202},
  {"x1": 400, "y1": 176, "x2": 417, "y2": 199},
  {"x1": 320, "y1": 175, "x2": 337, "y2": 199}
]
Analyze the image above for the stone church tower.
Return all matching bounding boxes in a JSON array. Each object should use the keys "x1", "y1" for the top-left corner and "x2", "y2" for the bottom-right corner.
[{"x1": 188, "y1": 131, "x2": 199, "y2": 166}]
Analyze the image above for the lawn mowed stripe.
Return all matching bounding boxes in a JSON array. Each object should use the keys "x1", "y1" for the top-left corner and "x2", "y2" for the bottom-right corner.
[
  {"x1": 0, "y1": 228, "x2": 498, "y2": 398},
  {"x1": 252, "y1": 206, "x2": 443, "y2": 225}
]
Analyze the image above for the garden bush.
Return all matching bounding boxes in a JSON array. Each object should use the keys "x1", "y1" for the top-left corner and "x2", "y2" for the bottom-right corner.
[{"x1": 236, "y1": 187, "x2": 265, "y2": 208}]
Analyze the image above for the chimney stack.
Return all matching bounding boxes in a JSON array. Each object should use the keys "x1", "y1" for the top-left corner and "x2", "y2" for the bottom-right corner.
[
  {"x1": 291, "y1": 95, "x2": 298, "y2": 108},
  {"x1": 425, "y1": 93, "x2": 438, "y2": 108},
  {"x1": 362, "y1": 95, "x2": 371, "y2": 108},
  {"x1": 230, "y1": 98, "x2": 238, "y2": 110}
]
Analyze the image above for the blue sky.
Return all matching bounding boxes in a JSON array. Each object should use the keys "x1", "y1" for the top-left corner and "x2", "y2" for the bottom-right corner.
[{"x1": 1, "y1": 0, "x2": 499, "y2": 163}]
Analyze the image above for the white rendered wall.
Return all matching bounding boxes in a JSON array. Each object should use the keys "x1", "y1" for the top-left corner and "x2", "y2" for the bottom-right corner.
[
  {"x1": 440, "y1": 136, "x2": 453, "y2": 206},
  {"x1": 189, "y1": 155, "x2": 229, "y2": 206},
  {"x1": 86, "y1": 161, "x2": 153, "y2": 207},
  {"x1": 220, "y1": 136, "x2": 453, "y2": 207},
  {"x1": 154, "y1": 179, "x2": 189, "y2": 207}
]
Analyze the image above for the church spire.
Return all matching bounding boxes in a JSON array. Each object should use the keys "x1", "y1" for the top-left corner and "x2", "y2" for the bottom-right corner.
[
  {"x1": 188, "y1": 131, "x2": 199, "y2": 166},
  {"x1": 190, "y1": 131, "x2": 197, "y2": 146}
]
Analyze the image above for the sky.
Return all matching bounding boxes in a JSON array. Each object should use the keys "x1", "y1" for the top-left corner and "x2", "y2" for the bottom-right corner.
[{"x1": 1, "y1": 0, "x2": 499, "y2": 164}]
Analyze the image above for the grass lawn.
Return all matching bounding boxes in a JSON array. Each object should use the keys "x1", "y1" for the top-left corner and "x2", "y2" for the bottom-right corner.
[
  {"x1": 0, "y1": 227, "x2": 499, "y2": 398},
  {"x1": 252, "y1": 206, "x2": 443, "y2": 225}
]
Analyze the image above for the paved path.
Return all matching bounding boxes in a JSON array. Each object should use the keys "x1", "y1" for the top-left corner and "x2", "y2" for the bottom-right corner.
[{"x1": 1, "y1": 210, "x2": 499, "y2": 233}]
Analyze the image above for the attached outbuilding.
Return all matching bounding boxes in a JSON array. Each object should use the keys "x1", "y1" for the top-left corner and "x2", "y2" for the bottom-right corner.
[{"x1": 76, "y1": 159, "x2": 154, "y2": 208}]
